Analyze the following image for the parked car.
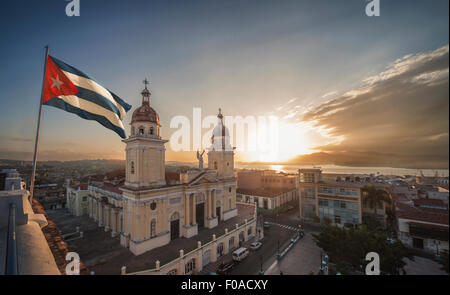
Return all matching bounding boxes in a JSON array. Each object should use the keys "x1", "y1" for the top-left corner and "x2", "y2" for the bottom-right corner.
[
  {"x1": 250, "y1": 242, "x2": 262, "y2": 251},
  {"x1": 216, "y1": 261, "x2": 235, "y2": 275},
  {"x1": 263, "y1": 222, "x2": 270, "y2": 229},
  {"x1": 232, "y1": 247, "x2": 250, "y2": 262}
]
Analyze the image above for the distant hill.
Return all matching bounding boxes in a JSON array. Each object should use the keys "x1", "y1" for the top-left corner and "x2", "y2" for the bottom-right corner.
[{"x1": 283, "y1": 151, "x2": 449, "y2": 170}]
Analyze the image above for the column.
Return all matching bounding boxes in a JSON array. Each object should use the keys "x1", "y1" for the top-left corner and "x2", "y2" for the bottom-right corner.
[
  {"x1": 192, "y1": 194, "x2": 196, "y2": 224},
  {"x1": 111, "y1": 209, "x2": 116, "y2": 234},
  {"x1": 206, "y1": 191, "x2": 211, "y2": 218},
  {"x1": 104, "y1": 205, "x2": 110, "y2": 231},
  {"x1": 93, "y1": 200, "x2": 98, "y2": 221},
  {"x1": 118, "y1": 211, "x2": 123, "y2": 233},
  {"x1": 185, "y1": 193, "x2": 190, "y2": 226},
  {"x1": 212, "y1": 190, "x2": 217, "y2": 218}
]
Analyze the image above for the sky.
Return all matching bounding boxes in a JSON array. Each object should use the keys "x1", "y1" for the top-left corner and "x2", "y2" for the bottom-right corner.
[{"x1": 0, "y1": 0, "x2": 448, "y2": 167}]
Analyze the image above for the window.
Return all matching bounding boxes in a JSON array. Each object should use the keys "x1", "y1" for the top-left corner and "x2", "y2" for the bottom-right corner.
[
  {"x1": 139, "y1": 127, "x2": 144, "y2": 135},
  {"x1": 214, "y1": 161, "x2": 218, "y2": 169},
  {"x1": 150, "y1": 127, "x2": 154, "y2": 135},
  {"x1": 82, "y1": 196, "x2": 87, "y2": 202},
  {"x1": 167, "y1": 269, "x2": 177, "y2": 275},
  {"x1": 150, "y1": 201, "x2": 157, "y2": 210},
  {"x1": 185, "y1": 258, "x2": 196, "y2": 274},
  {"x1": 150, "y1": 219, "x2": 156, "y2": 238},
  {"x1": 130, "y1": 161, "x2": 135, "y2": 174},
  {"x1": 229, "y1": 187, "x2": 232, "y2": 193},
  {"x1": 334, "y1": 215, "x2": 341, "y2": 224},
  {"x1": 340, "y1": 202, "x2": 346, "y2": 209}
]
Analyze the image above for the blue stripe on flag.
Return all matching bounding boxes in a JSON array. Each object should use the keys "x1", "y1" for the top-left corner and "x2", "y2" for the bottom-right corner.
[
  {"x1": 44, "y1": 97, "x2": 126, "y2": 139},
  {"x1": 73, "y1": 86, "x2": 123, "y2": 120},
  {"x1": 50, "y1": 55, "x2": 132, "y2": 112}
]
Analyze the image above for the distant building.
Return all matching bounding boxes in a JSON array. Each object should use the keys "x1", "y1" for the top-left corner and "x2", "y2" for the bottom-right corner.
[
  {"x1": 66, "y1": 183, "x2": 89, "y2": 216},
  {"x1": 298, "y1": 168, "x2": 391, "y2": 227},
  {"x1": 237, "y1": 170, "x2": 298, "y2": 210},
  {"x1": 395, "y1": 199, "x2": 448, "y2": 254},
  {"x1": 34, "y1": 183, "x2": 66, "y2": 210}
]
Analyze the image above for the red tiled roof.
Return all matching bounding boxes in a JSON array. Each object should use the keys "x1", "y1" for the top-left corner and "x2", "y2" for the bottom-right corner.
[
  {"x1": 396, "y1": 201, "x2": 448, "y2": 225},
  {"x1": 70, "y1": 183, "x2": 88, "y2": 190},
  {"x1": 413, "y1": 198, "x2": 448, "y2": 208},
  {"x1": 102, "y1": 181, "x2": 124, "y2": 194},
  {"x1": 408, "y1": 222, "x2": 449, "y2": 232},
  {"x1": 32, "y1": 199, "x2": 89, "y2": 275}
]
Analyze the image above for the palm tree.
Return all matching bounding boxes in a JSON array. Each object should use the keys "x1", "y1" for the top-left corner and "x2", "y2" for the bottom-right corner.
[{"x1": 362, "y1": 185, "x2": 391, "y2": 216}]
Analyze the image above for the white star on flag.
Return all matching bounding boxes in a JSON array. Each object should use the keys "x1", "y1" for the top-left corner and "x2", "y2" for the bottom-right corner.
[{"x1": 51, "y1": 74, "x2": 64, "y2": 91}]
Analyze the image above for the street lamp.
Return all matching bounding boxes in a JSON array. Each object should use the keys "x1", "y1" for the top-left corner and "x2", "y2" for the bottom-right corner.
[
  {"x1": 277, "y1": 240, "x2": 281, "y2": 260},
  {"x1": 259, "y1": 255, "x2": 264, "y2": 275}
]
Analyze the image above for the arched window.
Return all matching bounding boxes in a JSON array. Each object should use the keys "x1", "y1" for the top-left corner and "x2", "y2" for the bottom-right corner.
[
  {"x1": 150, "y1": 219, "x2": 156, "y2": 238},
  {"x1": 139, "y1": 126, "x2": 144, "y2": 135},
  {"x1": 185, "y1": 258, "x2": 196, "y2": 274},
  {"x1": 214, "y1": 161, "x2": 218, "y2": 169},
  {"x1": 149, "y1": 126, "x2": 154, "y2": 135},
  {"x1": 130, "y1": 161, "x2": 135, "y2": 174}
]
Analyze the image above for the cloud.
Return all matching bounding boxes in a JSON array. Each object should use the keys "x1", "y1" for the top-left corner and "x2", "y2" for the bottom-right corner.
[{"x1": 301, "y1": 45, "x2": 449, "y2": 168}]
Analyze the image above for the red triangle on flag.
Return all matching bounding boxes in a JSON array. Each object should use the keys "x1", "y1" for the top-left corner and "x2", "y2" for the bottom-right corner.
[{"x1": 42, "y1": 56, "x2": 78, "y2": 103}]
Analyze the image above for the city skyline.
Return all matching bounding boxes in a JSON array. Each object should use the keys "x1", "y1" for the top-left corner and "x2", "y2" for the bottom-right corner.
[{"x1": 0, "y1": 0, "x2": 448, "y2": 168}]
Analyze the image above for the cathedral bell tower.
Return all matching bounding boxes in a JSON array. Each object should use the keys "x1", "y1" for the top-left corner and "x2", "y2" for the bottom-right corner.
[
  {"x1": 123, "y1": 79, "x2": 168, "y2": 189},
  {"x1": 207, "y1": 108, "x2": 235, "y2": 178}
]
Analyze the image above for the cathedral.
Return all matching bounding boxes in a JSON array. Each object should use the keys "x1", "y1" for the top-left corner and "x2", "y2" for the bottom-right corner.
[{"x1": 85, "y1": 82, "x2": 238, "y2": 255}]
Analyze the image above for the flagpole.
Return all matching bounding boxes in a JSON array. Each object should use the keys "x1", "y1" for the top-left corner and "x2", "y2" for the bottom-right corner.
[{"x1": 30, "y1": 45, "x2": 49, "y2": 202}]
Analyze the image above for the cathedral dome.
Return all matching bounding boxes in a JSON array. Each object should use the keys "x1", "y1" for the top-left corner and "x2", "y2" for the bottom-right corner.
[
  {"x1": 131, "y1": 103, "x2": 160, "y2": 125},
  {"x1": 131, "y1": 79, "x2": 160, "y2": 125},
  {"x1": 210, "y1": 108, "x2": 232, "y2": 151}
]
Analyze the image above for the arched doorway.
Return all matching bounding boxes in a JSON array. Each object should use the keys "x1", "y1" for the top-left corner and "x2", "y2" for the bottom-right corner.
[
  {"x1": 217, "y1": 242, "x2": 224, "y2": 257},
  {"x1": 195, "y1": 193, "x2": 205, "y2": 228},
  {"x1": 170, "y1": 212, "x2": 180, "y2": 240},
  {"x1": 202, "y1": 249, "x2": 210, "y2": 267},
  {"x1": 229, "y1": 236, "x2": 235, "y2": 250},
  {"x1": 239, "y1": 231, "x2": 245, "y2": 243}
]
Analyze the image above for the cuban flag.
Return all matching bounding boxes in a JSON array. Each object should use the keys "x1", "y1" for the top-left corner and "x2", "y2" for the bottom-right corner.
[{"x1": 42, "y1": 55, "x2": 131, "y2": 138}]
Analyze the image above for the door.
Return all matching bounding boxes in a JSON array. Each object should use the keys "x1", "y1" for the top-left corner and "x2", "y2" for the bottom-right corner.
[
  {"x1": 196, "y1": 203, "x2": 205, "y2": 227},
  {"x1": 413, "y1": 238, "x2": 424, "y2": 249},
  {"x1": 216, "y1": 206, "x2": 221, "y2": 221},
  {"x1": 202, "y1": 250, "x2": 211, "y2": 266},
  {"x1": 170, "y1": 219, "x2": 180, "y2": 240}
]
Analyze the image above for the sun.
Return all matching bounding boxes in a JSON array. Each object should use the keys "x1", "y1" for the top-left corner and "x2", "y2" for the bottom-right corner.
[{"x1": 243, "y1": 121, "x2": 313, "y2": 162}]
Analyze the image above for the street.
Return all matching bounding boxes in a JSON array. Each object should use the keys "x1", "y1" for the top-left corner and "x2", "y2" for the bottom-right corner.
[{"x1": 199, "y1": 206, "x2": 319, "y2": 275}]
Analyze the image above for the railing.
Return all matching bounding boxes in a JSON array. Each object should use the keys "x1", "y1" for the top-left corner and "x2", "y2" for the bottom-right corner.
[
  {"x1": 126, "y1": 209, "x2": 257, "y2": 275},
  {"x1": 5, "y1": 203, "x2": 18, "y2": 275}
]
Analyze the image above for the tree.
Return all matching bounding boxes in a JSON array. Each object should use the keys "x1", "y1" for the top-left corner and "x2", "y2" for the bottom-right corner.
[
  {"x1": 313, "y1": 225, "x2": 413, "y2": 275},
  {"x1": 362, "y1": 185, "x2": 392, "y2": 216}
]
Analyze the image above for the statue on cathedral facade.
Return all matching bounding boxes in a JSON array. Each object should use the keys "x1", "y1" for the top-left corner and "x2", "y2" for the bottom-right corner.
[{"x1": 196, "y1": 149, "x2": 205, "y2": 169}]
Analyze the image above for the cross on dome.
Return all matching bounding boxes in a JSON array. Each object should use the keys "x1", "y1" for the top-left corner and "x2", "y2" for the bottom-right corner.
[{"x1": 141, "y1": 77, "x2": 151, "y2": 104}]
